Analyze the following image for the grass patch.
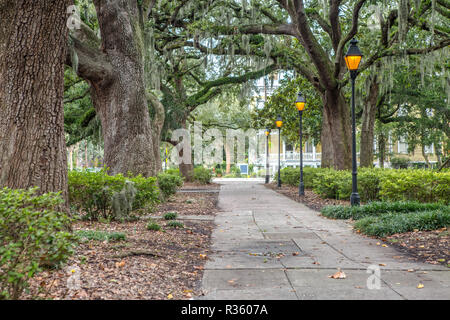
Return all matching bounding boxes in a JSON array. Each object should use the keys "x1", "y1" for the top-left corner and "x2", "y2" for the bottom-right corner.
[
  {"x1": 163, "y1": 212, "x2": 178, "y2": 220},
  {"x1": 147, "y1": 222, "x2": 162, "y2": 231},
  {"x1": 321, "y1": 201, "x2": 448, "y2": 220},
  {"x1": 76, "y1": 230, "x2": 126, "y2": 242},
  {"x1": 167, "y1": 221, "x2": 184, "y2": 229},
  {"x1": 354, "y1": 210, "x2": 450, "y2": 237}
]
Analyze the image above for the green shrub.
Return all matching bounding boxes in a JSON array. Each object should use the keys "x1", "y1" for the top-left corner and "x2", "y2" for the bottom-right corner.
[
  {"x1": 146, "y1": 222, "x2": 161, "y2": 231},
  {"x1": 274, "y1": 167, "x2": 324, "y2": 189},
  {"x1": 166, "y1": 168, "x2": 181, "y2": 176},
  {"x1": 390, "y1": 157, "x2": 410, "y2": 169},
  {"x1": 0, "y1": 188, "x2": 75, "y2": 300},
  {"x1": 193, "y1": 167, "x2": 213, "y2": 184},
  {"x1": 76, "y1": 230, "x2": 126, "y2": 242},
  {"x1": 157, "y1": 172, "x2": 184, "y2": 199},
  {"x1": 321, "y1": 201, "x2": 449, "y2": 220},
  {"x1": 215, "y1": 168, "x2": 223, "y2": 177},
  {"x1": 354, "y1": 210, "x2": 450, "y2": 237},
  {"x1": 163, "y1": 212, "x2": 178, "y2": 220},
  {"x1": 231, "y1": 166, "x2": 241, "y2": 178},
  {"x1": 379, "y1": 169, "x2": 450, "y2": 204},
  {"x1": 167, "y1": 221, "x2": 184, "y2": 228},
  {"x1": 68, "y1": 170, "x2": 160, "y2": 221},
  {"x1": 313, "y1": 169, "x2": 352, "y2": 200}
]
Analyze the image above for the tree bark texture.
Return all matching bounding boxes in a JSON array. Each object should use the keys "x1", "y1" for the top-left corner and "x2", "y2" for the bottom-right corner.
[
  {"x1": 70, "y1": 0, "x2": 161, "y2": 177},
  {"x1": 0, "y1": 0, "x2": 70, "y2": 200},
  {"x1": 320, "y1": 89, "x2": 352, "y2": 170},
  {"x1": 360, "y1": 74, "x2": 380, "y2": 167}
]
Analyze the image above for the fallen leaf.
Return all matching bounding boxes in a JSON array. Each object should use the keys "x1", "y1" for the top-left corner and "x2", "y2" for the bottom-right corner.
[
  {"x1": 167, "y1": 293, "x2": 173, "y2": 299},
  {"x1": 407, "y1": 269, "x2": 415, "y2": 272},
  {"x1": 115, "y1": 260, "x2": 126, "y2": 268},
  {"x1": 199, "y1": 254, "x2": 207, "y2": 259},
  {"x1": 292, "y1": 252, "x2": 300, "y2": 256},
  {"x1": 382, "y1": 244, "x2": 388, "y2": 247},
  {"x1": 312, "y1": 261, "x2": 320, "y2": 265},
  {"x1": 417, "y1": 283, "x2": 424, "y2": 289},
  {"x1": 193, "y1": 265, "x2": 204, "y2": 270},
  {"x1": 328, "y1": 269, "x2": 346, "y2": 279},
  {"x1": 379, "y1": 263, "x2": 386, "y2": 266},
  {"x1": 376, "y1": 242, "x2": 381, "y2": 246}
]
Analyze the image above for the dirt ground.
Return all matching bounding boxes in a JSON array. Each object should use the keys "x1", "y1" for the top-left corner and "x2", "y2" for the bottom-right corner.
[{"x1": 25, "y1": 187, "x2": 219, "y2": 300}]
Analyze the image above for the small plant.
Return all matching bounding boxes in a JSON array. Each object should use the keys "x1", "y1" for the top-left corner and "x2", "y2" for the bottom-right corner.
[
  {"x1": 0, "y1": 187, "x2": 75, "y2": 300},
  {"x1": 157, "y1": 172, "x2": 183, "y2": 199},
  {"x1": 147, "y1": 222, "x2": 161, "y2": 231},
  {"x1": 193, "y1": 167, "x2": 213, "y2": 184},
  {"x1": 167, "y1": 221, "x2": 184, "y2": 228},
  {"x1": 163, "y1": 212, "x2": 178, "y2": 220},
  {"x1": 76, "y1": 230, "x2": 126, "y2": 242}
]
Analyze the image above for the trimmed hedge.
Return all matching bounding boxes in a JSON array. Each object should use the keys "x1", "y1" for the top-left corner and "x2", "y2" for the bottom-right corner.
[
  {"x1": 275, "y1": 167, "x2": 450, "y2": 204},
  {"x1": 321, "y1": 201, "x2": 449, "y2": 220},
  {"x1": 354, "y1": 210, "x2": 450, "y2": 237}
]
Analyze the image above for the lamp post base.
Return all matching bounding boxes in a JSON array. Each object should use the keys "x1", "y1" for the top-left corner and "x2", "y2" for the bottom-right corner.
[
  {"x1": 350, "y1": 192, "x2": 360, "y2": 206},
  {"x1": 299, "y1": 182, "x2": 305, "y2": 196},
  {"x1": 265, "y1": 175, "x2": 270, "y2": 184}
]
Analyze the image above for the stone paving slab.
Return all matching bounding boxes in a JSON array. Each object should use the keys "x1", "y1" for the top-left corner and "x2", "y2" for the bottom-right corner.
[{"x1": 199, "y1": 181, "x2": 450, "y2": 300}]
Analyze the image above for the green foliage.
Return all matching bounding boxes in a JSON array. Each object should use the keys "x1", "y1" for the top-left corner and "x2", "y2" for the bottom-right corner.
[
  {"x1": 146, "y1": 221, "x2": 161, "y2": 231},
  {"x1": 193, "y1": 167, "x2": 213, "y2": 184},
  {"x1": 379, "y1": 169, "x2": 450, "y2": 203},
  {"x1": 390, "y1": 157, "x2": 410, "y2": 169},
  {"x1": 76, "y1": 230, "x2": 126, "y2": 242},
  {"x1": 0, "y1": 188, "x2": 75, "y2": 300},
  {"x1": 163, "y1": 212, "x2": 178, "y2": 220},
  {"x1": 68, "y1": 170, "x2": 160, "y2": 221},
  {"x1": 166, "y1": 168, "x2": 181, "y2": 176},
  {"x1": 321, "y1": 201, "x2": 449, "y2": 220},
  {"x1": 354, "y1": 210, "x2": 450, "y2": 237},
  {"x1": 167, "y1": 221, "x2": 184, "y2": 228},
  {"x1": 312, "y1": 169, "x2": 352, "y2": 200},
  {"x1": 275, "y1": 167, "x2": 324, "y2": 189},
  {"x1": 277, "y1": 167, "x2": 449, "y2": 204},
  {"x1": 157, "y1": 172, "x2": 184, "y2": 199}
]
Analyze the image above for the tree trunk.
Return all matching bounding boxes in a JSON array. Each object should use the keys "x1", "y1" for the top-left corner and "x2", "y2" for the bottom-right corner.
[
  {"x1": 320, "y1": 89, "x2": 352, "y2": 170},
  {"x1": 360, "y1": 75, "x2": 380, "y2": 167},
  {"x1": 0, "y1": 0, "x2": 70, "y2": 201},
  {"x1": 70, "y1": 0, "x2": 159, "y2": 177},
  {"x1": 378, "y1": 133, "x2": 386, "y2": 168},
  {"x1": 225, "y1": 141, "x2": 232, "y2": 174}
]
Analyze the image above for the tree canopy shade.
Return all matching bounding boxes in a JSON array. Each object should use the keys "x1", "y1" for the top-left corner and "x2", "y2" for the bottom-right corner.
[{"x1": 197, "y1": 0, "x2": 450, "y2": 169}]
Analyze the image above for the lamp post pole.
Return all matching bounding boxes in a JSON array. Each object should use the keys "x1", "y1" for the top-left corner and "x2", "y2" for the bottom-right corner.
[
  {"x1": 299, "y1": 110, "x2": 305, "y2": 196},
  {"x1": 350, "y1": 71, "x2": 360, "y2": 206},
  {"x1": 278, "y1": 126, "x2": 281, "y2": 188},
  {"x1": 345, "y1": 38, "x2": 362, "y2": 207},
  {"x1": 265, "y1": 129, "x2": 270, "y2": 184}
]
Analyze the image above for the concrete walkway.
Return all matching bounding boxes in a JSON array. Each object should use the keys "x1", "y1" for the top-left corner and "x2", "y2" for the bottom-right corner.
[{"x1": 200, "y1": 180, "x2": 449, "y2": 300}]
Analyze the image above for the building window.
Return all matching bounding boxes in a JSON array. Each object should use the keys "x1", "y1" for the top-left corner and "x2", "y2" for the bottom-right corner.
[
  {"x1": 424, "y1": 144, "x2": 434, "y2": 154},
  {"x1": 398, "y1": 136, "x2": 408, "y2": 154},
  {"x1": 285, "y1": 143, "x2": 293, "y2": 152}
]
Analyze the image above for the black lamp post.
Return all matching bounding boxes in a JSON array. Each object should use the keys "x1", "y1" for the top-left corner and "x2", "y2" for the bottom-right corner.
[
  {"x1": 295, "y1": 92, "x2": 306, "y2": 196},
  {"x1": 345, "y1": 38, "x2": 363, "y2": 206},
  {"x1": 264, "y1": 128, "x2": 271, "y2": 184},
  {"x1": 276, "y1": 115, "x2": 283, "y2": 188}
]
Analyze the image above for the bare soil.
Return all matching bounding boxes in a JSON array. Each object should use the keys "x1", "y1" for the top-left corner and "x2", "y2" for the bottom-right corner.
[{"x1": 25, "y1": 188, "x2": 219, "y2": 300}]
